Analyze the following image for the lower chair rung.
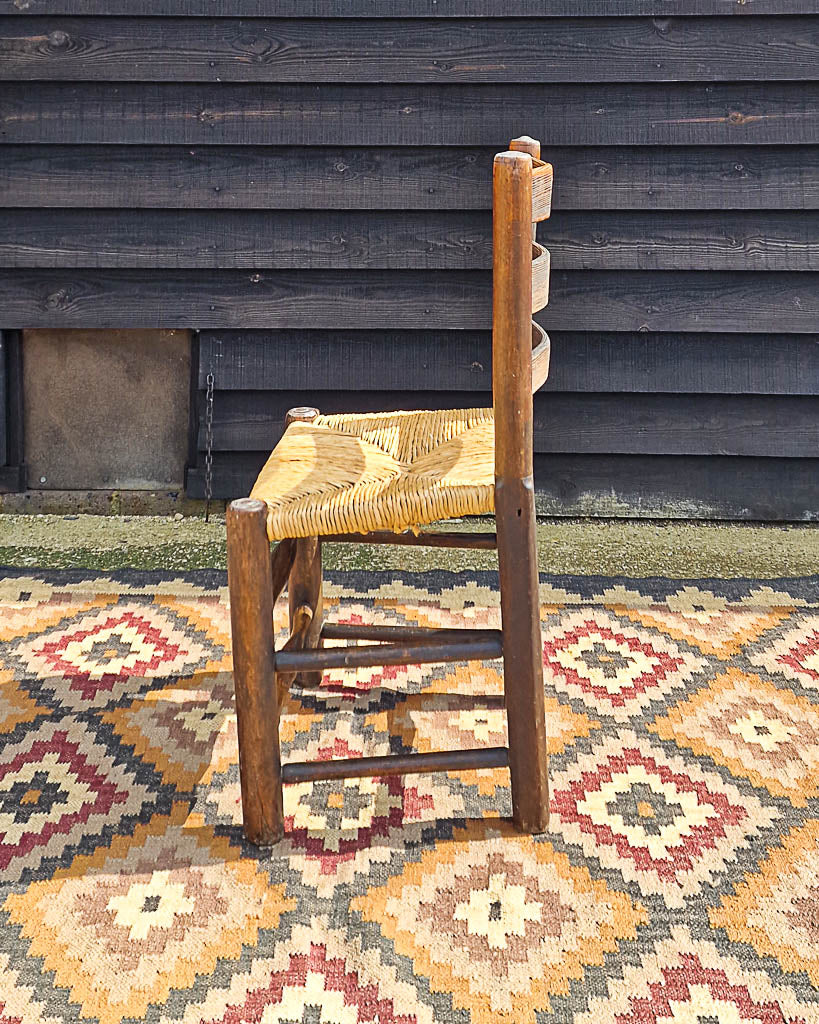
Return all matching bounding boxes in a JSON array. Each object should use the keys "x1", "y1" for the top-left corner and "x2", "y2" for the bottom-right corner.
[
  {"x1": 275, "y1": 630, "x2": 502, "y2": 673},
  {"x1": 322, "y1": 530, "x2": 497, "y2": 550},
  {"x1": 281, "y1": 746, "x2": 509, "y2": 784},
  {"x1": 321, "y1": 623, "x2": 495, "y2": 644}
]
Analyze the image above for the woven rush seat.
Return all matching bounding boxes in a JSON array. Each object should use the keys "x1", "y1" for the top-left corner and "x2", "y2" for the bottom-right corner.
[{"x1": 250, "y1": 407, "x2": 495, "y2": 540}]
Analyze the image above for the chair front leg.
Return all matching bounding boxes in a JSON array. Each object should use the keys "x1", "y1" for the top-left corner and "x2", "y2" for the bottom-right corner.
[{"x1": 227, "y1": 498, "x2": 284, "y2": 846}]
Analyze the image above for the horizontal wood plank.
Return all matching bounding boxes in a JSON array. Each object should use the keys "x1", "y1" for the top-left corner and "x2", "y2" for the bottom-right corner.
[
  {"x1": 543, "y1": 211, "x2": 819, "y2": 272},
  {"x1": 0, "y1": 269, "x2": 815, "y2": 331},
  {"x1": 199, "y1": 330, "x2": 494, "y2": 390},
  {"x1": 197, "y1": 330, "x2": 819, "y2": 395},
  {"x1": 0, "y1": 210, "x2": 491, "y2": 270},
  {"x1": 201, "y1": 389, "x2": 819, "y2": 457},
  {"x1": 186, "y1": 451, "x2": 819, "y2": 520},
  {"x1": 0, "y1": 333, "x2": 6, "y2": 465},
  {"x1": 3, "y1": 17, "x2": 817, "y2": 82},
  {"x1": 3, "y1": 209, "x2": 817, "y2": 271},
  {"x1": 530, "y1": 454, "x2": 819, "y2": 519},
  {"x1": 2, "y1": 1, "x2": 814, "y2": 16},
  {"x1": 3, "y1": 145, "x2": 817, "y2": 211},
  {"x1": 2, "y1": 83, "x2": 815, "y2": 146}
]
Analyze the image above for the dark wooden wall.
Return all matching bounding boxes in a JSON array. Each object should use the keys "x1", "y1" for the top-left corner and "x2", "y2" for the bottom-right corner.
[{"x1": 1, "y1": 2, "x2": 818, "y2": 517}]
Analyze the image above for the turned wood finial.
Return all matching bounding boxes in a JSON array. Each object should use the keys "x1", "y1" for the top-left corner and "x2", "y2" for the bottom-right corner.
[{"x1": 285, "y1": 406, "x2": 320, "y2": 427}]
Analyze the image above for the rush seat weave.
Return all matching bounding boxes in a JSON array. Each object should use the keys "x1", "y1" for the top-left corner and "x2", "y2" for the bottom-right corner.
[{"x1": 250, "y1": 407, "x2": 495, "y2": 540}]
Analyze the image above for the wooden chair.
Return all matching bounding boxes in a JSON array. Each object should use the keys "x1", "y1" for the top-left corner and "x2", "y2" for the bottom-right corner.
[{"x1": 226, "y1": 135, "x2": 553, "y2": 845}]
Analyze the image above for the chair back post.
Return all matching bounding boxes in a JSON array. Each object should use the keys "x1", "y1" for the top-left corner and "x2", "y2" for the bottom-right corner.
[{"x1": 492, "y1": 149, "x2": 535, "y2": 485}]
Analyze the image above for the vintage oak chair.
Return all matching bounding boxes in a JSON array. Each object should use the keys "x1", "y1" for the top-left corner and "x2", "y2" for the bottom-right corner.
[{"x1": 226, "y1": 136, "x2": 553, "y2": 846}]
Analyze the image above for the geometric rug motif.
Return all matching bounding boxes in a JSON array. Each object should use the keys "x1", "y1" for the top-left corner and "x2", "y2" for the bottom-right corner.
[
  {"x1": 0, "y1": 569, "x2": 817, "y2": 1024},
  {"x1": 709, "y1": 818, "x2": 819, "y2": 990},
  {"x1": 748, "y1": 610, "x2": 819, "y2": 693},
  {"x1": 572, "y1": 925, "x2": 819, "y2": 1023},
  {"x1": 0, "y1": 717, "x2": 154, "y2": 882},
  {"x1": 650, "y1": 666, "x2": 819, "y2": 806},
  {"x1": 351, "y1": 819, "x2": 648, "y2": 1022},
  {"x1": 607, "y1": 584, "x2": 794, "y2": 659},
  {"x1": 2, "y1": 598, "x2": 227, "y2": 711},
  {"x1": 3, "y1": 804, "x2": 296, "y2": 1024},
  {"x1": 541, "y1": 608, "x2": 709, "y2": 722},
  {"x1": 101, "y1": 670, "x2": 237, "y2": 790},
  {"x1": 551, "y1": 727, "x2": 782, "y2": 908}
]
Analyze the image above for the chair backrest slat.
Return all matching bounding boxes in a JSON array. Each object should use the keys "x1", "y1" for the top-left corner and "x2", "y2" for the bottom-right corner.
[
  {"x1": 508, "y1": 135, "x2": 553, "y2": 226},
  {"x1": 531, "y1": 242, "x2": 550, "y2": 313}
]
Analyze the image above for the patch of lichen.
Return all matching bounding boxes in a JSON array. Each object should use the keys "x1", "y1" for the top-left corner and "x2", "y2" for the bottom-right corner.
[{"x1": 1, "y1": 514, "x2": 817, "y2": 578}]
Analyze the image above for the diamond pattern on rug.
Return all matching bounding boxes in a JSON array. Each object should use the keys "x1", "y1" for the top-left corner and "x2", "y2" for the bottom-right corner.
[
  {"x1": 3, "y1": 804, "x2": 296, "y2": 1024},
  {"x1": 572, "y1": 926, "x2": 819, "y2": 1023},
  {"x1": 153, "y1": 918, "x2": 435, "y2": 1024},
  {"x1": 749, "y1": 611, "x2": 819, "y2": 692},
  {"x1": 650, "y1": 667, "x2": 819, "y2": 806},
  {"x1": 710, "y1": 818, "x2": 819, "y2": 989},
  {"x1": 542, "y1": 609, "x2": 708, "y2": 721},
  {"x1": 1, "y1": 570, "x2": 818, "y2": 1024},
  {"x1": 552, "y1": 728, "x2": 781, "y2": 907},
  {"x1": 352, "y1": 819, "x2": 647, "y2": 1022},
  {"x1": 0, "y1": 717, "x2": 153, "y2": 881},
  {"x1": 0, "y1": 951, "x2": 64, "y2": 1024},
  {"x1": 0, "y1": 667, "x2": 48, "y2": 734},
  {"x1": 6, "y1": 600, "x2": 226, "y2": 710},
  {"x1": 102, "y1": 671, "x2": 237, "y2": 790},
  {"x1": 606, "y1": 584, "x2": 794, "y2": 659}
]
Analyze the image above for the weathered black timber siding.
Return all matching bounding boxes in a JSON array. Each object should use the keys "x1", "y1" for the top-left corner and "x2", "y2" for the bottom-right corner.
[{"x1": 0, "y1": 4, "x2": 817, "y2": 518}]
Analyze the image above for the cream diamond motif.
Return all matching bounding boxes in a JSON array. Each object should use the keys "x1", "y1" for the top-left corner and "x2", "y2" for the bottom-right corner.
[{"x1": 8, "y1": 602, "x2": 223, "y2": 709}]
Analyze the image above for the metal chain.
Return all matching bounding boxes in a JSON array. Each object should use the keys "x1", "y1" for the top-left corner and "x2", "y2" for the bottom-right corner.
[{"x1": 204, "y1": 371, "x2": 215, "y2": 523}]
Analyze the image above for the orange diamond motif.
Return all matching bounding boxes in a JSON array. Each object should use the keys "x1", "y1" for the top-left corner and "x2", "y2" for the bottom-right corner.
[
  {"x1": 351, "y1": 820, "x2": 647, "y2": 1022},
  {"x1": 650, "y1": 668, "x2": 819, "y2": 806},
  {"x1": 3, "y1": 804, "x2": 296, "y2": 1024},
  {"x1": 710, "y1": 819, "x2": 819, "y2": 988},
  {"x1": 607, "y1": 585, "x2": 793, "y2": 659}
]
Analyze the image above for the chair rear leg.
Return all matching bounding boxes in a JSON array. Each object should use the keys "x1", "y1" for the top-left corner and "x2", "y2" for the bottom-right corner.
[
  {"x1": 288, "y1": 535, "x2": 324, "y2": 686},
  {"x1": 496, "y1": 478, "x2": 549, "y2": 834},
  {"x1": 227, "y1": 498, "x2": 284, "y2": 846}
]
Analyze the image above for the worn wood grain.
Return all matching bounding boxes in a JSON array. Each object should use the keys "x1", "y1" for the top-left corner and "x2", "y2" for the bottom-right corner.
[
  {"x1": 3, "y1": 17, "x2": 817, "y2": 82},
  {"x1": 201, "y1": 389, "x2": 819, "y2": 458},
  {"x1": 4, "y1": 145, "x2": 817, "y2": 211},
  {"x1": 0, "y1": 210, "x2": 492, "y2": 270},
  {"x1": 188, "y1": 452, "x2": 819, "y2": 520},
  {"x1": 542, "y1": 211, "x2": 819, "y2": 271},
  {"x1": 1, "y1": 269, "x2": 815, "y2": 332},
  {"x1": 1, "y1": 0, "x2": 813, "y2": 16},
  {"x1": 225, "y1": 497, "x2": 282, "y2": 846},
  {"x1": 197, "y1": 330, "x2": 819, "y2": 396},
  {"x1": 0, "y1": 333, "x2": 6, "y2": 466},
  {"x1": 4, "y1": 208, "x2": 816, "y2": 272},
  {"x1": 2, "y1": 83, "x2": 815, "y2": 146},
  {"x1": 281, "y1": 748, "x2": 511, "y2": 786},
  {"x1": 545, "y1": 333, "x2": 819, "y2": 394}
]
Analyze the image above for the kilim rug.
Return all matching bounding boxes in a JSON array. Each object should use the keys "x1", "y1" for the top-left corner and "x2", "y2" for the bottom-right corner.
[{"x1": 1, "y1": 568, "x2": 818, "y2": 1024}]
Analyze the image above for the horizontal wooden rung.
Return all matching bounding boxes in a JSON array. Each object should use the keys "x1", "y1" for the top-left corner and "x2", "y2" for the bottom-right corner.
[
  {"x1": 321, "y1": 623, "x2": 499, "y2": 644},
  {"x1": 275, "y1": 632, "x2": 503, "y2": 673},
  {"x1": 322, "y1": 530, "x2": 497, "y2": 550},
  {"x1": 281, "y1": 746, "x2": 509, "y2": 784}
]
